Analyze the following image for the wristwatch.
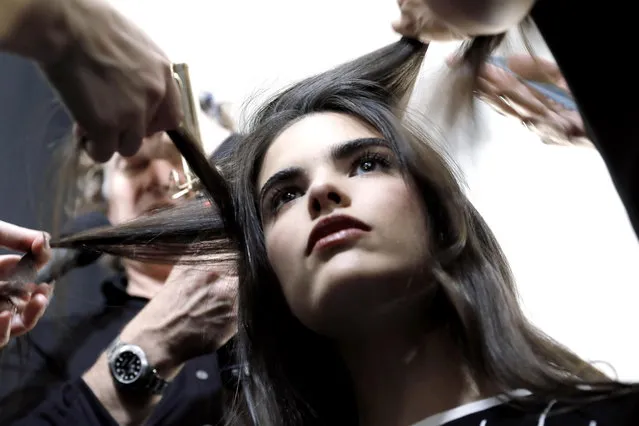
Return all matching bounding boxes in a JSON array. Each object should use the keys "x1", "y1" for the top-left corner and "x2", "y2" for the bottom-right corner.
[{"x1": 106, "y1": 337, "x2": 170, "y2": 395}]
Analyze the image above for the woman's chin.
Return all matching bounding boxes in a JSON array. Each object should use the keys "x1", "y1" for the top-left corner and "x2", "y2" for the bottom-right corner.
[{"x1": 305, "y1": 254, "x2": 411, "y2": 336}]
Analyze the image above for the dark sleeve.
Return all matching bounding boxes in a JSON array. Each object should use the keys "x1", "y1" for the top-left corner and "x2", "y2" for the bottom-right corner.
[
  {"x1": 531, "y1": 0, "x2": 639, "y2": 237},
  {"x1": 0, "y1": 336, "x2": 65, "y2": 423},
  {"x1": 575, "y1": 390, "x2": 639, "y2": 425},
  {"x1": 12, "y1": 378, "x2": 119, "y2": 426}
]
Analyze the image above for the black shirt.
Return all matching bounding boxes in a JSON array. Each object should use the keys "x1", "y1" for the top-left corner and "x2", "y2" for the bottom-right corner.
[
  {"x1": 0, "y1": 264, "x2": 224, "y2": 425},
  {"x1": 412, "y1": 390, "x2": 639, "y2": 425}
]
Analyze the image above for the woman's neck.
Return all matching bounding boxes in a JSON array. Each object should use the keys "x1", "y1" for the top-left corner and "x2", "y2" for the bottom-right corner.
[
  {"x1": 339, "y1": 326, "x2": 490, "y2": 426},
  {"x1": 124, "y1": 261, "x2": 172, "y2": 299}
]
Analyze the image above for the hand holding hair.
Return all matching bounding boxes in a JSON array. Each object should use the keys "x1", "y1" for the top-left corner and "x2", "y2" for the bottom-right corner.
[
  {"x1": 0, "y1": 221, "x2": 53, "y2": 349},
  {"x1": 392, "y1": 0, "x2": 468, "y2": 42},
  {"x1": 0, "y1": 0, "x2": 183, "y2": 163},
  {"x1": 114, "y1": 263, "x2": 237, "y2": 377},
  {"x1": 472, "y1": 54, "x2": 590, "y2": 146},
  {"x1": 82, "y1": 263, "x2": 237, "y2": 425},
  {"x1": 392, "y1": 0, "x2": 535, "y2": 42}
]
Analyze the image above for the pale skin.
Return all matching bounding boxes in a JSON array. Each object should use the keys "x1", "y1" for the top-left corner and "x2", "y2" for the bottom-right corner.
[
  {"x1": 392, "y1": 0, "x2": 536, "y2": 42},
  {"x1": 474, "y1": 54, "x2": 590, "y2": 147},
  {"x1": 78, "y1": 133, "x2": 237, "y2": 425},
  {"x1": 0, "y1": 0, "x2": 182, "y2": 162},
  {"x1": 257, "y1": 112, "x2": 492, "y2": 426},
  {"x1": 393, "y1": 0, "x2": 587, "y2": 146}
]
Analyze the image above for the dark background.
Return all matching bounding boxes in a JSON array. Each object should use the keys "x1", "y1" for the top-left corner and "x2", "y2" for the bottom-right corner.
[
  {"x1": 0, "y1": 53, "x2": 72, "y2": 234},
  {"x1": 0, "y1": 53, "x2": 107, "y2": 315}
]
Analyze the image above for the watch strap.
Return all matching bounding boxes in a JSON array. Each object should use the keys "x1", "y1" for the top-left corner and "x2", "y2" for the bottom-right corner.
[{"x1": 146, "y1": 367, "x2": 170, "y2": 395}]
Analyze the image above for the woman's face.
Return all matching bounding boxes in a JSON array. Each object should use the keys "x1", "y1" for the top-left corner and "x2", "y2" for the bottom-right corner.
[{"x1": 257, "y1": 112, "x2": 431, "y2": 336}]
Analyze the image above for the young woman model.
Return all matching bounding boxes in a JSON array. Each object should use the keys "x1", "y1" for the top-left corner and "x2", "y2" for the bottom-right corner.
[{"x1": 53, "y1": 38, "x2": 639, "y2": 425}]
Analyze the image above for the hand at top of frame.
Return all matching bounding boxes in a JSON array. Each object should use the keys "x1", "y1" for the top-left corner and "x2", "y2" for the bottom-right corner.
[
  {"x1": 392, "y1": 0, "x2": 535, "y2": 42},
  {"x1": 473, "y1": 54, "x2": 591, "y2": 147},
  {"x1": 2, "y1": 0, "x2": 183, "y2": 162}
]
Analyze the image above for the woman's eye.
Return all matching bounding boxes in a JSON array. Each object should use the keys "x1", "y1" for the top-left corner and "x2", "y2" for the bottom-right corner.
[
  {"x1": 358, "y1": 160, "x2": 377, "y2": 173},
  {"x1": 352, "y1": 153, "x2": 392, "y2": 176},
  {"x1": 271, "y1": 188, "x2": 302, "y2": 213}
]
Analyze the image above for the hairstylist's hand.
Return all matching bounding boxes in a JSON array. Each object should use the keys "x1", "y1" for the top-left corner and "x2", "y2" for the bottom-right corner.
[
  {"x1": 392, "y1": 0, "x2": 466, "y2": 42},
  {"x1": 36, "y1": 0, "x2": 182, "y2": 162},
  {"x1": 473, "y1": 54, "x2": 591, "y2": 147},
  {"x1": 119, "y1": 264, "x2": 238, "y2": 375},
  {"x1": 82, "y1": 264, "x2": 236, "y2": 425},
  {"x1": 0, "y1": 221, "x2": 53, "y2": 348},
  {"x1": 392, "y1": 0, "x2": 535, "y2": 41}
]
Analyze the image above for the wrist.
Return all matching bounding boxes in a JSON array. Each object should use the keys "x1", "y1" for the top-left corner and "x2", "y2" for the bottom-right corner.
[
  {"x1": 119, "y1": 322, "x2": 184, "y2": 380},
  {"x1": 83, "y1": 352, "x2": 161, "y2": 426}
]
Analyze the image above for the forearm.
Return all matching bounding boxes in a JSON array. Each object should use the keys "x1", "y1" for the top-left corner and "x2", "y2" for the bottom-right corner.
[
  {"x1": 81, "y1": 324, "x2": 184, "y2": 426},
  {"x1": 0, "y1": 0, "x2": 73, "y2": 63}
]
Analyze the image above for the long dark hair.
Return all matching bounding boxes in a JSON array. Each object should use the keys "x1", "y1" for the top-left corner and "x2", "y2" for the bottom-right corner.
[{"x1": 51, "y1": 37, "x2": 635, "y2": 425}]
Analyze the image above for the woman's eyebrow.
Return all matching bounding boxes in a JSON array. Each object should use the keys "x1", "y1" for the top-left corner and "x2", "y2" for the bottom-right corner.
[
  {"x1": 329, "y1": 137, "x2": 388, "y2": 161},
  {"x1": 259, "y1": 166, "x2": 306, "y2": 205}
]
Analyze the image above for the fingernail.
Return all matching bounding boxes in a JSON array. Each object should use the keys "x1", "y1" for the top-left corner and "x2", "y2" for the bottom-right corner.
[
  {"x1": 35, "y1": 293, "x2": 49, "y2": 308},
  {"x1": 43, "y1": 232, "x2": 51, "y2": 250}
]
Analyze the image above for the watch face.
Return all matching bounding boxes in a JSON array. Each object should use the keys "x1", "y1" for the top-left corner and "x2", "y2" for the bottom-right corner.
[{"x1": 113, "y1": 350, "x2": 144, "y2": 384}]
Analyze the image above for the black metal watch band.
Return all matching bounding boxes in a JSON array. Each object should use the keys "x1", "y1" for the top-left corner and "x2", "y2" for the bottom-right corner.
[{"x1": 145, "y1": 367, "x2": 170, "y2": 395}]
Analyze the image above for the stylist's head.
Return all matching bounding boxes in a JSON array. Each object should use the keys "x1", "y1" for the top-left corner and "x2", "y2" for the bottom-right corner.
[
  {"x1": 74, "y1": 131, "x2": 187, "y2": 279},
  {"x1": 74, "y1": 130, "x2": 186, "y2": 225},
  {"x1": 102, "y1": 132, "x2": 184, "y2": 225}
]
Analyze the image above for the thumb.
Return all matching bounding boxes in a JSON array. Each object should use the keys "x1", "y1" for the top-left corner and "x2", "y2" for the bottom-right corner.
[{"x1": 392, "y1": 12, "x2": 418, "y2": 37}]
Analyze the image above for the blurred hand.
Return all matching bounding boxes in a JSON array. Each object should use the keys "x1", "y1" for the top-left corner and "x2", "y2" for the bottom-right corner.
[
  {"x1": 392, "y1": 0, "x2": 534, "y2": 41},
  {"x1": 39, "y1": 0, "x2": 183, "y2": 162},
  {"x1": 472, "y1": 54, "x2": 591, "y2": 147},
  {"x1": 0, "y1": 221, "x2": 53, "y2": 348},
  {"x1": 392, "y1": 0, "x2": 467, "y2": 42}
]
